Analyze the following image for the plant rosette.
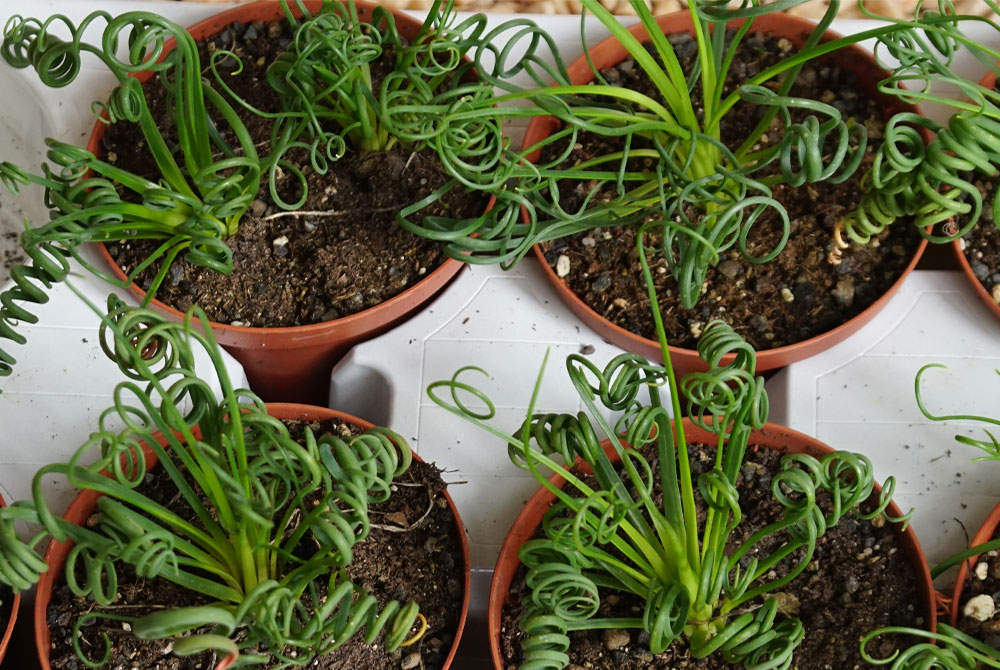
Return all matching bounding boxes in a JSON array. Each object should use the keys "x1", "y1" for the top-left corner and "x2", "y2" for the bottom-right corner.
[
  {"x1": 527, "y1": 12, "x2": 926, "y2": 375},
  {"x1": 488, "y1": 420, "x2": 936, "y2": 670},
  {"x1": 85, "y1": 0, "x2": 476, "y2": 404},
  {"x1": 34, "y1": 403, "x2": 471, "y2": 670},
  {"x1": 0, "y1": 492, "x2": 20, "y2": 666}
]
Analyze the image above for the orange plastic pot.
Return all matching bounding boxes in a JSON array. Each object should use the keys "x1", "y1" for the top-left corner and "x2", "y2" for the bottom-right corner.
[
  {"x1": 0, "y1": 492, "x2": 20, "y2": 665},
  {"x1": 488, "y1": 419, "x2": 937, "y2": 668},
  {"x1": 35, "y1": 403, "x2": 471, "y2": 670},
  {"x1": 526, "y1": 12, "x2": 927, "y2": 375},
  {"x1": 949, "y1": 500, "x2": 1000, "y2": 626},
  {"x1": 93, "y1": 0, "x2": 467, "y2": 404},
  {"x1": 951, "y1": 68, "x2": 1000, "y2": 323}
]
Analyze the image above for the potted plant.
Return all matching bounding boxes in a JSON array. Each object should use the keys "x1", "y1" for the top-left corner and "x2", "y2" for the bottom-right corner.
[
  {"x1": 396, "y1": 0, "x2": 946, "y2": 375},
  {"x1": 426, "y1": 291, "x2": 935, "y2": 668},
  {"x1": 0, "y1": 296, "x2": 469, "y2": 669},
  {"x1": 0, "y1": 0, "x2": 502, "y2": 403}
]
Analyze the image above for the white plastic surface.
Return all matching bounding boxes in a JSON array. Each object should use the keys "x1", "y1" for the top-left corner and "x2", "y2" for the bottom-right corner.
[{"x1": 769, "y1": 270, "x2": 1000, "y2": 568}]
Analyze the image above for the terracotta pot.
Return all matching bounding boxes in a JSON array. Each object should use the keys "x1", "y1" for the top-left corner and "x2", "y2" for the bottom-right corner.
[
  {"x1": 526, "y1": 12, "x2": 927, "y2": 374},
  {"x1": 93, "y1": 0, "x2": 468, "y2": 404},
  {"x1": 488, "y1": 419, "x2": 937, "y2": 668},
  {"x1": 35, "y1": 403, "x2": 471, "y2": 670},
  {"x1": 949, "y1": 500, "x2": 1000, "y2": 626},
  {"x1": 951, "y1": 69, "x2": 1000, "y2": 323},
  {"x1": 0, "y1": 492, "x2": 20, "y2": 665}
]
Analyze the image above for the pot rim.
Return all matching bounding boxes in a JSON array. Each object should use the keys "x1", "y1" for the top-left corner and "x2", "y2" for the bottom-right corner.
[
  {"x1": 90, "y1": 0, "x2": 470, "y2": 341},
  {"x1": 487, "y1": 418, "x2": 937, "y2": 669},
  {"x1": 34, "y1": 402, "x2": 472, "y2": 670},
  {"x1": 525, "y1": 10, "x2": 928, "y2": 369}
]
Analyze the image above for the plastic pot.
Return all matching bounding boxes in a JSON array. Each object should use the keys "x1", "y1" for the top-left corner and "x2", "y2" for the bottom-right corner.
[
  {"x1": 526, "y1": 12, "x2": 927, "y2": 374},
  {"x1": 488, "y1": 419, "x2": 937, "y2": 668},
  {"x1": 93, "y1": 0, "x2": 467, "y2": 404},
  {"x1": 951, "y1": 69, "x2": 1000, "y2": 323},
  {"x1": 35, "y1": 403, "x2": 471, "y2": 670},
  {"x1": 949, "y1": 500, "x2": 1000, "y2": 626},
  {"x1": 0, "y1": 492, "x2": 20, "y2": 665}
]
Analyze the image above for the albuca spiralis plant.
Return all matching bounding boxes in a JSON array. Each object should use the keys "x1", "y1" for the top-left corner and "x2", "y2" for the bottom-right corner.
[
  {"x1": 844, "y1": 1, "x2": 1000, "y2": 246},
  {"x1": 427, "y1": 213, "x2": 907, "y2": 668},
  {"x1": 0, "y1": 0, "x2": 512, "y2": 378},
  {"x1": 0, "y1": 8, "x2": 261, "y2": 376},
  {"x1": 396, "y1": 0, "x2": 945, "y2": 309},
  {"x1": 0, "y1": 295, "x2": 426, "y2": 667}
]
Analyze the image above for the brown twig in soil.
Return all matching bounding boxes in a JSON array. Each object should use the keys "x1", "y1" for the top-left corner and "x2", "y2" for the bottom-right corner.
[
  {"x1": 261, "y1": 206, "x2": 402, "y2": 221},
  {"x1": 370, "y1": 485, "x2": 436, "y2": 532}
]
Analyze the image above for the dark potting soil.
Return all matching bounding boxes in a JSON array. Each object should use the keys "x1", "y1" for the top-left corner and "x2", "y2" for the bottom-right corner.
[
  {"x1": 955, "y1": 525, "x2": 1000, "y2": 648},
  {"x1": 960, "y1": 177, "x2": 1000, "y2": 305},
  {"x1": 47, "y1": 418, "x2": 466, "y2": 670},
  {"x1": 499, "y1": 441, "x2": 925, "y2": 670},
  {"x1": 104, "y1": 19, "x2": 486, "y2": 328},
  {"x1": 539, "y1": 33, "x2": 921, "y2": 351}
]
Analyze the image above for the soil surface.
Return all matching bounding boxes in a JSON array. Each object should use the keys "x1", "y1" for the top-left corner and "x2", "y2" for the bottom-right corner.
[
  {"x1": 499, "y1": 441, "x2": 926, "y2": 670},
  {"x1": 539, "y1": 32, "x2": 921, "y2": 351},
  {"x1": 46, "y1": 418, "x2": 466, "y2": 670},
  {"x1": 104, "y1": 18, "x2": 486, "y2": 327},
  {"x1": 955, "y1": 525, "x2": 1000, "y2": 649},
  {"x1": 959, "y1": 177, "x2": 1000, "y2": 305}
]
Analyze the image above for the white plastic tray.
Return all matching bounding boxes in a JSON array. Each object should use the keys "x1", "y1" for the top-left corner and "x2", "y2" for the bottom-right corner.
[{"x1": 1, "y1": 4, "x2": 999, "y2": 667}]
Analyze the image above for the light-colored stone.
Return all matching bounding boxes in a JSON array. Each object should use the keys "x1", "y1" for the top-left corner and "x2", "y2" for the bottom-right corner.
[
  {"x1": 964, "y1": 594, "x2": 997, "y2": 622},
  {"x1": 556, "y1": 254, "x2": 571, "y2": 278}
]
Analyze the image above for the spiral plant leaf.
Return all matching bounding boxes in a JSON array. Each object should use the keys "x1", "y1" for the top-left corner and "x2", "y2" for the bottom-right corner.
[
  {"x1": 845, "y1": 0, "x2": 1000, "y2": 245},
  {"x1": 0, "y1": 295, "x2": 424, "y2": 667},
  {"x1": 429, "y1": 314, "x2": 904, "y2": 670}
]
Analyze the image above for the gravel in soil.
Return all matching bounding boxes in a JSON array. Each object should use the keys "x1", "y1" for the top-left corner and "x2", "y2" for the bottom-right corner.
[
  {"x1": 104, "y1": 18, "x2": 486, "y2": 328},
  {"x1": 46, "y1": 419, "x2": 466, "y2": 670},
  {"x1": 499, "y1": 441, "x2": 925, "y2": 670},
  {"x1": 955, "y1": 526, "x2": 1000, "y2": 649},
  {"x1": 539, "y1": 32, "x2": 921, "y2": 351}
]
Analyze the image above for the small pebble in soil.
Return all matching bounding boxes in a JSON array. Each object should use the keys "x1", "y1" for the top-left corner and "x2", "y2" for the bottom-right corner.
[
  {"x1": 689, "y1": 321, "x2": 704, "y2": 338},
  {"x1": 992, "y1": 284, "x2": 1000, "y2": 304},
  {"x1": 250, "y1": 199, "x2": 267, "y2": 217},
  {"x1": 556, "y1": 254, "x2": 571, "y2": 278},
  {"x1": 581, "y1": 236, "x2": 596, "y2": 248},
  {"x1": 780, "y1": 287, "x2": 794, "y2": 303},
  {"x1": 972, "y1": 260, "x2": 991, "y2": 281},
  {"x1": 750, "y1": 314, "x2": 768, "y2": 331},
  {"x1": 774, "y1": 591, "x2": 801, "y2": 616},
  {"x1": 603, "y1": 628, "x2": 630, "y2": 651},
  {"x1": 978, "y1": 562, "x2": 991, "y2": 580},
  {"x1": 832, "y1": 277, "x2": 855, "y2": 307},
  {"x1": 965, "y1": 593, "x2": 997, "y2": 621},
  {"x1": 272, "y1": 235, "x2": 290, "y2": 257},
  {"x1": 717, "y1": 259, "x2": 741, "y2": 278},
  {"x1": 401, "y1": 652, "x2": 421, "y2": 669},
  {"x1": 591, "y1": 272, "x2": 613, "y2": 293}
]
